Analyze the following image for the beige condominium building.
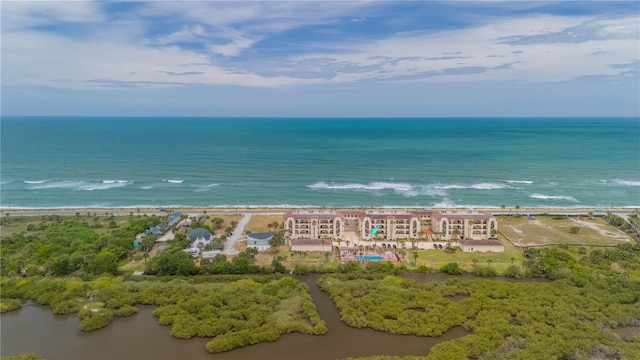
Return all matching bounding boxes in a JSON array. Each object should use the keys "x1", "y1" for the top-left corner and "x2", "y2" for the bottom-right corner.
[{"x1": 284, "y1": 208, "x2": 498, "y2": 242}]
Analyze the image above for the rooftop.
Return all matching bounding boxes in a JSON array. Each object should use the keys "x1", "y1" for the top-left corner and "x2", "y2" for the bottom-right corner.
[
  {"x1": 188, "y1": 228, "x2": 213, "y2": 241},
  {"x1": 247, "y1": 232, "x2": 274, "y2": 240},
  {"x1": 458, "y1": 239, "x2": 504, "y2": 246}
]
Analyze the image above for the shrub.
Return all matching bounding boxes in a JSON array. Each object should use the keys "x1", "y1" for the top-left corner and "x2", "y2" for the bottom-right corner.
[
  {"x1": 569, "y1": 226, "x2": 580, "y2": 234},
  {"x1": 472, "y1": 266, "x2": 497, "y2": 277},
  {"x1": 440, "y1": 262, "x2": 464, "y2": 275},
  {"x1": 503, "y1": 265, "x2": 522, "y2": 278},
  {"x1": 0, "y1": 298, "x2": 22, "y2": 313},
  {"x1": 293, "y1": 264, "x2": 311, "y2": 276}
]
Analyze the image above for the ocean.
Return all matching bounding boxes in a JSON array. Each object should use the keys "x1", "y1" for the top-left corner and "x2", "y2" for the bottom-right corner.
[{"x1": 1, "y1": 117, "x2": 638, "y2": 209}]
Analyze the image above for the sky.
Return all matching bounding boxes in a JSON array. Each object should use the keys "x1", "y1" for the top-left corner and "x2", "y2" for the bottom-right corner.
[{"x1": 1, "y1": 1, "x2": 639, "y2": 117}]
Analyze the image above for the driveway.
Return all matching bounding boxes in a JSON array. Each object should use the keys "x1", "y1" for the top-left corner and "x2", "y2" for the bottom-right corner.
[{"x1": 222, "y1": 213, "x2": 252, "y2": 255}]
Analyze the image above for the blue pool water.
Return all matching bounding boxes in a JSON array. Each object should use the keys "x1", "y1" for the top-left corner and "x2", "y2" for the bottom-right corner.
[{"x1": 356, "y1": 255, "x2": 384, "y2": 261}]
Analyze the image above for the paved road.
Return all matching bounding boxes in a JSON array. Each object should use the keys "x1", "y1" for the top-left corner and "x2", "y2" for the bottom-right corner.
[{"x1": 222, "y1": 213, "x2": 252, "y2": 255}]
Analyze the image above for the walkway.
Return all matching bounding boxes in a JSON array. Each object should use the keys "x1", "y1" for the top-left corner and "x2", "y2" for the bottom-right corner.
[{"x1": 222, "y1": 213, "x2": 252, "y2": 255}]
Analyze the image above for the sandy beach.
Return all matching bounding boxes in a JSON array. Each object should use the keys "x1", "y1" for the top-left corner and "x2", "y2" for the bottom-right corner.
[{"x1": 2, "y1": 206, "x2": 637, "y2": 218}]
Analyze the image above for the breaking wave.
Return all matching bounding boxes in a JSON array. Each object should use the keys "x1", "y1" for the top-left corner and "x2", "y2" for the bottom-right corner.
[
  {"x1": 102, "y1": 180, "x2": 129, "y2": 184},
  {"x1": 24, "y1": 180, "x2": 47, "y2": 184},
  {"x1": 530, "y1": 193, "x2": 578, "y2": 201},
  {"x1": 28, "y1": 180, "x2": 130, "y2": 191},
  {"x1": 166, "y1": 180, "x2": 184, "y2": 184},
  {"x1": 194, "y1": 183, "x2": 220, "y2": 192},
  {"x1": 307, "y1": 181, "x2": 412, "y2": 191},
  {"x1": 307, "y1": 182, "x2": 446, "y2": 198},
  {"x1": 506, "y1": 180, "x2": 533, "y2": 184},
  {"x1": 613, "y1": 179, "x2": 640, "y2": 186},
  {"x1": 435, "y1": 182, "x2": 510, "y2": 190}
]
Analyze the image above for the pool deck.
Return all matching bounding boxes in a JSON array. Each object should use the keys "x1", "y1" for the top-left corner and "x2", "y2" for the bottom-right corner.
[{"x1": 340, "y1": 249, "x2": 400, "y2": 263}]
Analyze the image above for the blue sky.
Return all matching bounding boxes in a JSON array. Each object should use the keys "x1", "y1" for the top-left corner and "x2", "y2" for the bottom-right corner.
[{"x1": 2, "y1": 1, "x2": 639, "y2": 117}]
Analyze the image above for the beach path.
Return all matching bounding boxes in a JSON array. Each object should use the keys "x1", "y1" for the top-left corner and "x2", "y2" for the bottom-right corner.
[{"x1": 223, "y1": 213, "x2": 252, "y2": 255}]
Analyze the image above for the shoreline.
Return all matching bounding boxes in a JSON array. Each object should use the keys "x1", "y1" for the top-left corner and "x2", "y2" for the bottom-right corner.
[{"x1": 2, "y1": 205, "x2": 637, "y2": 217}]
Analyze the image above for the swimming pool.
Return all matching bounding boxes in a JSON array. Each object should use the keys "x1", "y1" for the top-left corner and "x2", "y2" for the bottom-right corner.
[{"x1": 355, "y1": 255, "x2": 383, "y2": 261}]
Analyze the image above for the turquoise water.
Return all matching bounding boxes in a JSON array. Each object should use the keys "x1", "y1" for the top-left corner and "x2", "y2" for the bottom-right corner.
[
  {"x1": 356, "y1": 255, "x2": 384, "y2": 261},
  {"x1": 1, "y1": 117, "x2": 638, "y2": 209}
]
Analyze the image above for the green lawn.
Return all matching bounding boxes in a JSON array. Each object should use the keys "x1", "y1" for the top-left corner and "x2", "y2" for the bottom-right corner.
[
  {"x1": 415, "y1": 248, "x2": 523, "y2": 272},
  {"x1": 499, "y1": 215, "x2": 631, "y2": 247}
]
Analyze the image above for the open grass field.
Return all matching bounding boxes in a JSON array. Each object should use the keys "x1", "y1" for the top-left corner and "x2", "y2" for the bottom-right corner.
[
  {"x1": 243, "y1": 214, "x2": 284, "y2": 234},
  {"x1": 415, "y1": 248, "x2": 523, "y2": 272},
  {"x1": 498, "y1": 215, "x2": 632, "y2": 247},
  {"x1": 0, "y1": 214, "x2": 132, "y2": 238}
]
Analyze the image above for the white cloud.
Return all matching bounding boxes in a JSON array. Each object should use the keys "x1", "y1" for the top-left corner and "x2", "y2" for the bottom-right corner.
[
  {"x1": 1, "y1": 2, "x2": 638, "y2": 90},
  {"x1": 283, "y1": 15, "x2": 639, "y2": 84},
  {"x1": 1, "y1": 1, "x2": 105, "y2": 30}
]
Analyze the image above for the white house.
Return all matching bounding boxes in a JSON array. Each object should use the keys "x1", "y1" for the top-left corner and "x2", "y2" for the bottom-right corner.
[
  {"x1": 188, "y1": 228, "x2": 213, "y2": 249},
  {"x1": 246, "y1": 232, "x2": 274, "y2": 252},
  {"x1": 458, "y1": 239, "x2": 505, "y2": 253}
]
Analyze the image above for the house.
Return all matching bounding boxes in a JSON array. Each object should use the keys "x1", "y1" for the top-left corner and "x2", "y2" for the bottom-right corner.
[
  {"x1": 188, "y1": 228, "x2": 213, "y2": 249},
  {"x1": 167, "y1": 211, "x2": 182, "y2": 227},
  {"x1": 149, "y1": 225, "x2": 163, "y2": 235},
  {"x1": 246, "y1": 232, "x2": 274, "y2": 251},
  {"x1": 458, "y1": 239, "x2": 505, "y2": 253},
  {"x1": 177, "y1": 218, "x2": 192, "y2": 229}
]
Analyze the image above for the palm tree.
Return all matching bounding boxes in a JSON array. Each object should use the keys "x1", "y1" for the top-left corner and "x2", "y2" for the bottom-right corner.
[
  {"x1": 336, "y1": 238, "x2": 343, "y2": 249},
  {"x1": 487, "y1": 259, "x2": 493, "y2": 267},
  {"x1": 472, "y1": 259, "x2": 478, "y2": 267},
  {"x1": 312, "y1": 220, "x2": 317, "y2": 239},
  {"x1": 321, "y1": 238, "x2": 326, "y2": 252},
  {"x1": 510, "y1": 257, "x2": 515, "y2": 264},
  {"x1": 390, "y1": 220, "x2": 395, "y2": 240},
  {"x1": 142, "y1": 252, "x2": 150, "y2": 262},
  {"x1": 500, "y1": 204, "x2": 506, "y2": 215},
  {"x1": 345, "y1": 240, "x2": 351, "y2": 248},
  {"x1": 412, "y1": 251, "x2": 419, "y2": 266},
  {"x1": 515, "y1": 205, "x2": 520, "y2": 216}
]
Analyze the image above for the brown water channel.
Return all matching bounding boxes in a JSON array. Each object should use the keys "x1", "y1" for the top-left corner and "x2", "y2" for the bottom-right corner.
[{"x1": 1, "y1": 274, "x2": 539, "y2": 360}]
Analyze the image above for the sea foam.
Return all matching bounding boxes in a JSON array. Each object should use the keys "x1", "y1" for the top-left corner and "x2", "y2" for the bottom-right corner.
[
  {"x1": 506, "y1": 180, "x2": 533, "y2": 184},
  {"x1": 613, "y1": 179, "x2": 640, "y2": 186},
  {"x1": 530, "y1": 193, "x2": 578, "y2": 201},
  {"x1": 28, "y1": 180, "x2": 130, "y2": 191},
  {"x1": 194, "y1": 183, "x2": 220, "y2": 192}
]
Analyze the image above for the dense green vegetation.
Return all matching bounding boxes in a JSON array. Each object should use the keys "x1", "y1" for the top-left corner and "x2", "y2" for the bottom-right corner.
[
  {"x1": 319, "y1": 243, "x2": 640, "y2": 360},
  {"x1": 0, "y1": 298, "x2": 22, "y2": 313},
  {"x1": 1, "y1": 216, "x2": 162, "y2": 277},
  {"x1": 0, "y1": 276, "x2": 326, "y2": 353},
  {"x1": 0, "y1": 355, "x2": 45, "y2": 360}
]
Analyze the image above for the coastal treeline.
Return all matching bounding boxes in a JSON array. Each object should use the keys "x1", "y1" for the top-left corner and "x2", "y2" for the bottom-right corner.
[
  {"x1": 0, "y1": 276, "x2": 327, "y2": 353},
  {"x1": 318, "y1": 245, "x2": 640, "y2": 359},
  {"x1": 0, "y1": 216, "x2": 161, "y2": 277}
]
